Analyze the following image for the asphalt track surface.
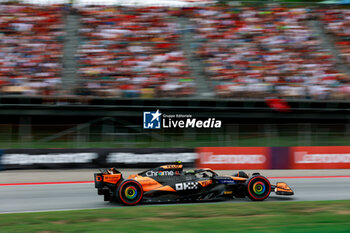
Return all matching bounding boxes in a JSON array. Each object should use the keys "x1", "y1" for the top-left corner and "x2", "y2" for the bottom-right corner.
[{"x1": 1, "y1": 175, "x2": 350, "y2": 214}]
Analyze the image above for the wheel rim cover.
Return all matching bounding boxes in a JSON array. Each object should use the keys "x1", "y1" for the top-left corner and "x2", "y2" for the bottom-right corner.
[
  {"x1": 125, "y1": 186, "x2": 137, "y2": 199},
  {"x1": 253, "y1": 181, "x2": 266, "y2": 195}
]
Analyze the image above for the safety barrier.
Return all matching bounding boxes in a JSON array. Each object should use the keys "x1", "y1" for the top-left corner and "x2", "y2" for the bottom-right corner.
[
  {"x1": 0, "y1": 146, "x2": 349, "y2": 170},
  {"x1": 0, "y1": 148, "x2": 196, "y2": 170},
  {"x1": 197, "y1": 146, "x2": 350, "y2": 170}
]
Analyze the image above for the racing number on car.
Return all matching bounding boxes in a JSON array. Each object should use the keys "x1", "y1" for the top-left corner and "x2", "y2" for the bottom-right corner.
[{"x1": 175, "y1": 182, "x2": 198, "y2": 191}]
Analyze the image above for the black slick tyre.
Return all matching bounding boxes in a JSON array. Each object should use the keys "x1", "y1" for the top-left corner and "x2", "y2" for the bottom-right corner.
[
  {"x1": 117, "y1": 180, "x2": 143, "y2": 206},
  {"x1": 245, "y1": 175, "x2": 271, "y2": 201}
]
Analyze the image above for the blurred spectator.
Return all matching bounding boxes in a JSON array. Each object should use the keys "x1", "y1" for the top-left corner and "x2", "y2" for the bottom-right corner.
[
  {"x1": 189, "y1": 7, "x2": 350, "y2": 99},
  {"x1": 0, "y1": 4, "x2": 349, "y2": 100},
  {"x1": 0, "y1": 4, "x2": 64, "y2": 96},
  {"x1": 320, "y1": 8, "x2": 350, "y2": 90},
  {"x1": 77, "y1": 6, "x2": 195, "y2": 98}
]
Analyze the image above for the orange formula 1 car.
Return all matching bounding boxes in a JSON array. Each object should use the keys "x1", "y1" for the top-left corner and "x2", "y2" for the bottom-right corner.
[{"x1": 94, "y1": 163, "x2": 293, "y2": 205}]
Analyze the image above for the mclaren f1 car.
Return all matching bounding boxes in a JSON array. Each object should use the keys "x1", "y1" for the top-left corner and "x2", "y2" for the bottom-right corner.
[{"x1": 94, "y1": 163, "x2": 293, "y2": 205}]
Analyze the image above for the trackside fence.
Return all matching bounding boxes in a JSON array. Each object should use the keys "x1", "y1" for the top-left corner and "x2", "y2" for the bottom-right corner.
[{"x1": 1, "y1": 146, "x2": 350, "y2": 170}]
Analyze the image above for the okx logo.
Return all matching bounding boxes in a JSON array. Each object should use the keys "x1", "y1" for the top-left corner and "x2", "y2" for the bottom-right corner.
[{"x1": 143, "y1": 110, "x2": 162, "y2": 129}]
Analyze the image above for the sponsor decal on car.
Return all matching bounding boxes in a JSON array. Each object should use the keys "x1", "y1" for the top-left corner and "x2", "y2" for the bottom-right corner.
[
  {"x1": 103, "y1": 174, "x2": 121, "y2": 183},
  {"x1": 146, "y1": 170, "x2": 180, "y2": 176},
  {"x1": 161, "y1": 164, "x2": 183, "y2": 169},
  {"x1": 217, "y1": 179, "x2": 236, "y2": 184},
  {"x1": 198, "y1": 180, "x2": 212, "y2": 187},
  {"x1": 175, "y1": 182, "x2": 198, "y2": 191}
]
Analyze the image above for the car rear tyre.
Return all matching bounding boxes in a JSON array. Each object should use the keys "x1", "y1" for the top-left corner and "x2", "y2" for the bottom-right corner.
[
  {"x1": 245, "y1": 176, "x2": 271, "y2": 201},
  {"x1": 117, "y1": 180, "x2": 143, "y2": 206}
]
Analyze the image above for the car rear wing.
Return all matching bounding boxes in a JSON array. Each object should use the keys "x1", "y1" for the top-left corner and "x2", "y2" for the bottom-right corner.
[
  {"x1": 94, "y1": 173, "x2": 104, "y2": 188},
  {"x1": 94, "y1": 169, "x2": 123, "y2": 189}
]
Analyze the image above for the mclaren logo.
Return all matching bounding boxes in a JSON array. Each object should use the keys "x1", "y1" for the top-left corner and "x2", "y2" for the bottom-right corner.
[{"x1": 175, "y1": 182, "x2": 198, "y2": 191}]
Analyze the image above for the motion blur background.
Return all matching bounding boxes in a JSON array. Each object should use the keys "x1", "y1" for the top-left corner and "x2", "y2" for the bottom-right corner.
[
  {"x1": 0, "y1": 0, "x2": 349, "y2": 150},
  {"x1": 1, "y1": 2, "x2": 349, "y2": 231}
]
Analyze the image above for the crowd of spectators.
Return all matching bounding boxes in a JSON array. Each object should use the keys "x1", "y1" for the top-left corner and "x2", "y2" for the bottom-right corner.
[
  {"x1": 1, "y1": 4, "x2": 350, "y2": 100},
  {"x1": 321, "y1": 10, "x2": 350, "y2": 64},
  {"x1": 77, "y1": 6, "x2": 195, "y2": 98},
  {"x1": 189, "y1": 7, "x2": 350, "y2": 99},
  {"x1": 0, "y1": 4, "x2": 65, "y2": 96}
]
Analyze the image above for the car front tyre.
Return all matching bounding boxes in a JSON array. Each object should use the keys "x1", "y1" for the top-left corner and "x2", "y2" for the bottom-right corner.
[{"x1": 245, "y1": 175, "x2": 271, "y2": 201}]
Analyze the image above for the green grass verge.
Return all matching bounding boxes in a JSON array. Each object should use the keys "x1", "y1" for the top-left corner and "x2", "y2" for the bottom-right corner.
[{"x1": 1, "y1": 201, "x2": 349, "y2": 233}]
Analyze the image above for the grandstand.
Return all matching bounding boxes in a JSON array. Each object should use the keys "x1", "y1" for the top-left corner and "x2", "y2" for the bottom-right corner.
[
  {"x1": 190, "y1": 7, "x2": 350, "y2": 99},
  {"x1": 0, "y1": 4, "x2": 64, "y2": 96},
  {"x1": 77, "y1": 6, "x2": 194, "y2": 98},
  {"x1": 321, "y1": 9, "x2": 350, "y2": 65},
  {"x1": 0, "y1": 1, "x2": 349, "y2": 149},
  {"x1": 0, "y1": 1, "x2": 349, "y2": 99}
]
